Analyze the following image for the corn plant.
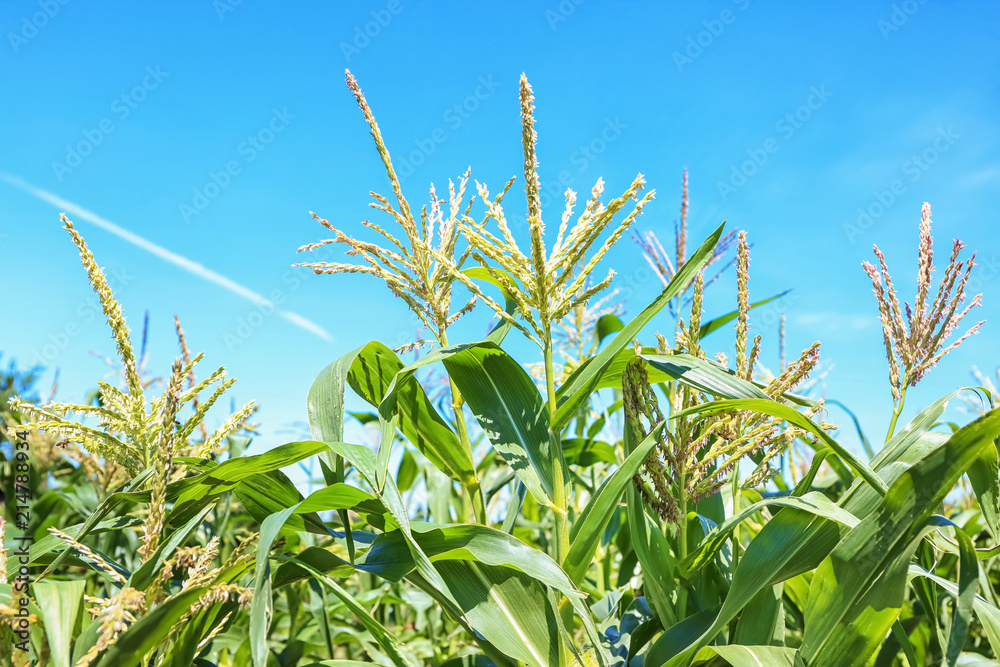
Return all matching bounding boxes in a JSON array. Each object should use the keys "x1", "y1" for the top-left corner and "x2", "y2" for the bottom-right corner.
[{"x1": 5, "y1": 71, "x2": 1000, "y2": 667}]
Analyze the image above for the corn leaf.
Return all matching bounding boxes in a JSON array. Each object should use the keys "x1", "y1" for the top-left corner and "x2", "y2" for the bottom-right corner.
[
  {"x1": 551, "y1": 222, "x2": 726, "y2": 432},
  {"x1": 564, "y1": 422, "x2": 663, "y2": 584},
  {"x1": 799, "y1": 409, "x2": 1000, "y2": 666},
  {"x1": 33, "y1": 581, "x2": 85, "y2": 667}
]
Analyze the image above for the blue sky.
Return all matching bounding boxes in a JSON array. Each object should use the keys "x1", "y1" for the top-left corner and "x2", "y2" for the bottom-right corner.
[{"x1": 2, "y1": 0, "x2": 999, "y2": 461}]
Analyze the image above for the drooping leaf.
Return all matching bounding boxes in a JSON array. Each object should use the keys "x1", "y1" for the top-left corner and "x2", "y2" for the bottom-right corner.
[
  {"x1": 552, "y1": 223, "x2": 726, "y2": 432},
  {"x1": 382, "y1": 341, "x2": 559, "y2": 507}
]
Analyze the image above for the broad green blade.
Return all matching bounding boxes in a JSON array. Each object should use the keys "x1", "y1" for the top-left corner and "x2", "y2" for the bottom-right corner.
[
  {"x1": 251, "y1": 505, "x2": 298, "y2": 667},
  {"x1": 360, "y1": 523, "x2": 585, "y2": 601},
  {"x1": 436, "y1": 560, "x2": 567, "y2": 667},
  {"x1": 944, "y1": 526, "x2": 979, "y2": 667},
  {"x1": 315, "y1": 341, "x2": 476, "y2": 486},
  {"x1": 552, "y1": 223, "x2": 726, "y2": 432},
  {"x1": 572, "y1": 349, "x2": 817, "y2": 408},
  {"x1": 909, "y1": 563, "x2": 1000, "y2": 658},
  {"x1": 33, "y1": 580, "x2": 85, "y2": 667},
  {"x1": 564, "y1": 423, "x2": 663, "y2": 584},
  {"x1": 37, "y1": 468, "x2": 153, "y2": 579},
  {"x1": 326, "y1": 438, "x2": 608, "y2": 667},
  {"x1": 593, "y1": 313, "x2": 625, "y2": 348},
  {"x1": 647, "y1": 503, "x2": 853, "y2": 666},
  {"x1": 680, "y1": 491, "x2": 860, "y2": 578},
  {"x1": 641, "y1": 353, "x2": 808, "y2": 403},
  {"x1": 733, "y1": 584, "x2": 785, "y2": 647},
  {"x1": 692, "y1": 645, "x2": 797, "y2": 666},
  {"x1": 870, "y1": 388, "x2": 966, "y2": 469},
  {"x1": 11, "y1": 515, "x2": 140, "y2": 581},
  {"x1": 438, "y1": 656, "x2": 497, "y2": 667},
  {"x1": 968, "y1": 441, "x2": 1000, "y2": 542},
  {"x1": 799, "y1": 409, "x2": 1000, "y2": 667},
  {"x1": 382, "y1": 341, "x2": 558, "y2": 506},
  {"x1": 234, "y1": 469, "x2": 333, "y2": 536},
  {"x1": 167, "y1": 440, "x2": 330, "y2": 522}
]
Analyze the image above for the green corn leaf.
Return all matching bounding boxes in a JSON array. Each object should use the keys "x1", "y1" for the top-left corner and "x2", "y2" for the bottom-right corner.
[
  {"x1": 312, "y1": 341, "x2": 476, "y2": 487},
  {"x1": 37, "y1": 468, "x2": 153, "y2": 579},
  {"x1": 11, "y1": 515, "x2": 140, "y2": 582},
  {"x1": 563, "y1": 422, "x2": 663, "y2": 584},
  {"x1": 945, "y1": 526, "x2": 979, "y2": 667},
  {"x1": 593, "y1": 313, "x2": 625, "y2": 349},
  {"x1": 437, "y1": 656, "x2": 497, "y2": 667},
  {"x1": 234, "y1": 469, "x2": 336, "y2": 536},
  {"x1": 691, "y1": 645, "x2": 797, "y2": 666},
  {"x1": 563, "y1": 437, "x2": 619, "y2": 467},
  {"x1": 799, "y1": 409, "x2": 1000, "y2": 667},
  {"x1": 551, "y1": 222, "x2": 726, "y2": 432},
  {"x1": 33, "y1": 580, "x2": 85, "y2": 667},
  {"x1": 361, "y1": 523, "x2": 585, "y2": 600},
  {"x1": 733, "y1": 584, "x2": 785, "y2": 647},
  {"x1": 167, "y1": 440, "x2": 330, "y2": 523},
  {"x1": 251, "y1": 505, "x2": 298, "y2": 667},
  {"x1": 568, "y1": 348, "x2": 816, "y2": 409},
  {"x1": 968, "y1": 440, "x2": 1000, "y2": 542},
  {"x1": 647, "y1": 503, "x2": 854, "y2": 666},
  {"x1": 679, "y1": 491, "x2": 860, "y2": 578},
  {"x1": 382, "y1": 341, "x2": 559, "y2": 507},
  {"x1": 909, "y1": 562, "x2": 1000, "y2": 658}
]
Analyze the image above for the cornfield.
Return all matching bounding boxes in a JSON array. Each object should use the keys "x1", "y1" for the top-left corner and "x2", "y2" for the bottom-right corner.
[{"x1": 3, "y1": 71, "x2": 999, "y2": 667}]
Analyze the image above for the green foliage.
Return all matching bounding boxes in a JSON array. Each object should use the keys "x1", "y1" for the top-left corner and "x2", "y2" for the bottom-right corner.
[{"x1": 9, "y1": 71, "x2": 1000, "y2": 667}]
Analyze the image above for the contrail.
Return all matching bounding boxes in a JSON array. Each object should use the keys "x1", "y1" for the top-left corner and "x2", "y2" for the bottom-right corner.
[{"x1": 0, "y1": 172, "x2": 334, "y2": 342}]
